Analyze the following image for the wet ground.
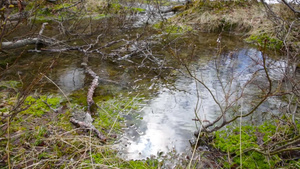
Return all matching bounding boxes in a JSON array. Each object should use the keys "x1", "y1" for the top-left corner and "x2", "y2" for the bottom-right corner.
[{"x1": 0, "y1": 0, "x2": 291, "y2": 161}]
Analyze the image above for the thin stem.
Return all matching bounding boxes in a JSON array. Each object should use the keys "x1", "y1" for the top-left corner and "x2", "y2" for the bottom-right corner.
[
  {"x1": 41, "y1": 73, "x2": 71, "y2": 107},
  {"x1": 6, "y1": 116, "x2": 11, "y2": 169},
  {"x1": 239, "y1": 98, "x2": 243, "y2": 169}
]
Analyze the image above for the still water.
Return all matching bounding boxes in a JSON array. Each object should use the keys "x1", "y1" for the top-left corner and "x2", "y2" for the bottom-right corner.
[
  {"x1": 119, "y1": 41, "x2": 286, "y2": 159},
  {"x1": 0, "y1": 0, "x2": 290, "y2": 161}
]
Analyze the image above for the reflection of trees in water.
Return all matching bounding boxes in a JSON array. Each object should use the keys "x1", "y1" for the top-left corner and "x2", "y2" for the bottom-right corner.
[
  {"x1": 58, "y1": 68, "x2": 85, "y2": 93},
  {"x1": 123, "y1": 46, "x2": 286, "y2": 159}
]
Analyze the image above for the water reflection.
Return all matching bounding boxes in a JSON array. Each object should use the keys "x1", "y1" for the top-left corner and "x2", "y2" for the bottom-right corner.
[
  {"x1": 123, "y1": 86, "x2": 199, "y2": 159},
  {"x1": 58, "y1": 67, "x2": 85, "y2": 94},
  {"x1": 121, "y1": 47, "x2": 287, "y2": 160}
]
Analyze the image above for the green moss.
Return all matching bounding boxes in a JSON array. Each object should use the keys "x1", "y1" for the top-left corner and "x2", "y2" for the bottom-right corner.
[
  {"x1": 131, "y1": 7, "x2": 146, "y2": 13},
  {"x1": 108, "y1": 3, "x2": 145, "y2": 14},
  {"x1": 246, "y1": 33, "x2": 283, "y2": 50},
  {"x1": 0, "y1": 80, "x2": 21, "y2": 92},
  {"x1": 38, "y1": 152, "x2": 50, "y2": 160},
  {"x1": 229, "y1": 152, "x2": 279, "y2": 169},
  {"x1": 23, "y1": 95, "x2": 63, "y2": 117},
  {"x1": 69, "y1": 89, "x2": 88, "y2": 107},
  {"x1": 153, "y1": 21, "x2": 192, "y2": 34},
  {"x1": 111, "y1": 3, "x2": 122, "y2": 10},
  {"x1": 0, "y1": 92, "x2": 152, "y2": 168},
  {"x1": 214, "y1": 120, "x2": 299, "y2": 168},
  {"x1": 92, "y1": 14, "x2": 107, "y2": 20},
  {"x1": 55, "y1": 110, "x2": 73, "y2": 131},
  {"x1": 120, "y1": 158, "x2": 159, "y2": 168},
  {"x1": 91, "y1": 152, "x2": 158, "y2": 168},
  {"x1": 52, "y1": 3, "x2": 72, "y2": 10}
]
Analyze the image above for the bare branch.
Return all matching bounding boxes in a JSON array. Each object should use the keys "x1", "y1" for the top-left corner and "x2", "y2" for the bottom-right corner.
[{"x1": 281, "y1": 0, "x2": 300, "y2": 15}]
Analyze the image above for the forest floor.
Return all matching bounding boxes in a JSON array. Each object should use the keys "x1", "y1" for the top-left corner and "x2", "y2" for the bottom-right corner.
[{"x1": 0, "y1": 0, "x2": 299, "y2": 168}]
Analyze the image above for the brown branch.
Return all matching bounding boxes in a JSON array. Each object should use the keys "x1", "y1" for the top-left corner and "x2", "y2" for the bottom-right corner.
[
  {"x1": 70, "y1": 117, "x2": 106, "y2": 142},
  {"x1": 270, "y1": 135, "x2": 300, "y2": 153},
  {"x1": 69, "y1": 64, "x2": 108, "y2": 141},
  {"x1": 281, "y1": 0, "x2": 300, "y2": 15},
  {"x1": 85, "y1": 67, "x2": 99, "y2": 113},
  {"x1": 270, "y1": 147, "x2": 300, "y2": 155},
  {"x1": 239, "y1": 143, "x2": 300, "y2": 157}
]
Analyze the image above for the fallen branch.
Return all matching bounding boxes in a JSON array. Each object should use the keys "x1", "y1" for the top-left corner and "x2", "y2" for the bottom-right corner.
[
  {"x1": 281, "y1": 0, "x2": 300, "y2": 16},
  {"x1": 2, "y1": 37, "x2": 53, "y2": 50},
  {"x1": 7, "y1": 11, "x2": 28, "y2": 21},
  {"x1": 69, "y1": 61, "x2": 113, "y2": 141},
  {"x1": 84, "y1": 65, "x2": 119, "y2": 112},
  {"x1": 86, "y1": 67, "x2": 99, "y2": 113},
  {"x1": 70, "y1": 117, "x2": 106, "y2": 142}
]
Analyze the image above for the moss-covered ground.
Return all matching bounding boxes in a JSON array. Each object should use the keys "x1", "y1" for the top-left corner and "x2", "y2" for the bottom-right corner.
[
  {"x1": 0, "y1": 80, "x2": 160, "y2": 168},
  {"x1": 214, "y1": 121, "x2": 300, "y2": 168}
]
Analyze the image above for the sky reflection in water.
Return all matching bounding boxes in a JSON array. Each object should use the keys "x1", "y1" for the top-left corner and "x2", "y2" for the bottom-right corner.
[{"x1": 122, "y1": 47, "x2": 286, "y2": 160}]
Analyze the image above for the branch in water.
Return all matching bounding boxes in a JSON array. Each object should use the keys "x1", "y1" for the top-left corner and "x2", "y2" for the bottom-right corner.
[{"x1": 1, "y1": 38, "x2": 53, "y2": 50}]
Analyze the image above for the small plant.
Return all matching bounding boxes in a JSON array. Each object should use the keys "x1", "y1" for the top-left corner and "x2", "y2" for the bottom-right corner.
[{"x1": 34, "y1": 126, "x2": 47, "y2": 146}]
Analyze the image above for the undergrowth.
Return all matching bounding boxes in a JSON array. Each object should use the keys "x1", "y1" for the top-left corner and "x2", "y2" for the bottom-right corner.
[
  {"x1": 168, "y1": 1, "x2": 298, "y2": 51},
  {"x1": 246, "y1": 33, "x2": 283, "y2": 50},
  {"x1": 0, "y1": 80, "x2": 159, "y2": 168},
  {"x1": 214, "y1": 120, "x2": 300, "y2": 168}
]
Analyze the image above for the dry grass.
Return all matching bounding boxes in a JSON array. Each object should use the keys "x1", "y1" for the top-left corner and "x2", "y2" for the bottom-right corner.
[
  {"x1": 171, "y1": 2, "x2": 274, "y2": 35},
  {"x1": 84, "y1": 0, "x2": 108, "y2": 12},
  {"x1": 1, "y1": 102, "x2": 122, "y2": 169},
  {"x1": 169, "y1": 2, "x2": 299, "y2": 53},
  {"x1": 0, "y1": 90, "x2": 158, "y2": 168}
]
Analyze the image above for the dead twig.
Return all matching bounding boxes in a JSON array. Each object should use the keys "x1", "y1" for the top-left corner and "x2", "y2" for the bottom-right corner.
[{"x1": 70, "y1": 117, "x2": 106, "y2": 142}]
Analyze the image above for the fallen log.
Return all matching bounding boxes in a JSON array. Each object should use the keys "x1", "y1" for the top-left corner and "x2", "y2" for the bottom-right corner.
[{"x1": 1, "y1": 38, "x2": 53, "y2": 50}]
